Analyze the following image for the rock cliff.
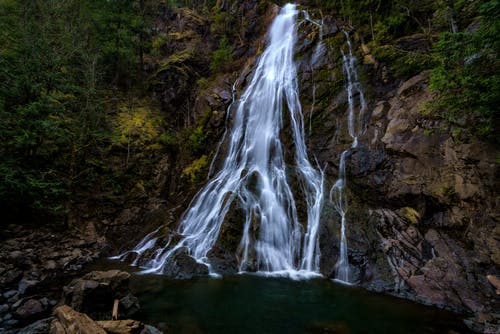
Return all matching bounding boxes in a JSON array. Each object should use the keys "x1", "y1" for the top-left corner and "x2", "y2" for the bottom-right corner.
[{"x1": 112, "y1": 3, "x2": 499, "y2": 325}]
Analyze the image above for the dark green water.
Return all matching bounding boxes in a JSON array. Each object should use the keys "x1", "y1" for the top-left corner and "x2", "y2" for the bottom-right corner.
[{"x1": 95, "y1": 261, "x2": 471, "y2": 334}]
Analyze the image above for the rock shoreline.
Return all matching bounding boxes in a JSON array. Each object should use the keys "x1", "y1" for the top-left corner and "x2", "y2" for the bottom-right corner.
[
  {"x1": 0, "y1": 223, "x2": 106, "y2": 332},
  {"x1": 0, "y1": 262, "x2": 163, "y2": 333}
]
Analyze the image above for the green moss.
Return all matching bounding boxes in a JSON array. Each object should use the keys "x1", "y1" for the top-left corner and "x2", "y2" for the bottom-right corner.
[
  {"x1": 210, "y1": 36, "x2": 233, "y2": 72},
  {"x1": 423, "y1": 128, "x2": 434, "y2": 136},
  {"x1": 188, "y1": 125, "x2": 207, "y2": 154},
  {"x1": 371, "y1": 42, "x2": 433, "y2": 79},
  {"x1": 153, "y1": 50, "x2": 193, "y2": 78},
  {"x1": 440, "y1": 186, "x2": 456, "y2": 198},
  {"x1": 400, "y1": 207, "x2": 420, "y2": 224},
  {"x1": 196, "y1": 77, "x2": 209, "y2": 90},
  {"x1": 158, "y1": 131, "x2": 177, "y2": 149},
  {"x1": 152, "y1": 34, "x2": 167, "y2": 55}
]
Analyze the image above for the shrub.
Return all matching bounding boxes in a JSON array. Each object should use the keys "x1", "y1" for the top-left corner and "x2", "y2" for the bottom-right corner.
[
  {"x1": 429, "y1": 1, "x2": 499, "y2": 141},
  {"x1": 210, "y1": 36, "x2": 233, "y2": 72}
]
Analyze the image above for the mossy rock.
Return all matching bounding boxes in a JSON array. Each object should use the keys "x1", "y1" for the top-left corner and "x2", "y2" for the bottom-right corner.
[{"x1": 399, "y1": 207, "x2": 420, "y2": 224}]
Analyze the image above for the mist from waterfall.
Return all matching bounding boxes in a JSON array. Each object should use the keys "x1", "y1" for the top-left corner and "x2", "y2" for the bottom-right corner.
[
  {"x1": 118, "y1": 3, "x2": 324, "y2": 279},
  {"x1": 330, "y1": 31, "x2": 367, "y2": 283}
]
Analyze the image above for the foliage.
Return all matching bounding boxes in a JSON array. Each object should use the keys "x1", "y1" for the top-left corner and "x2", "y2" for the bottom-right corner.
[
  {"x1": 371, "y1": 42, "x2": 434, "y2": 78},
  {"x1": 159, "y1": 131, "x2": 178, "y2": 150},
  {"x1": 312, "y1": 0, "x2": 497, "y2": 141},
  {"x1": 0, "y1": 0, "x2": 156, "y2": 220},
  {"x1": 187, "y1": 126, "x2": 207, "y2": 154},
  {"x1": 400, "y1": 207, "x2": 420, "y2": 224},
  {"x1": 113, "y1": 100, "x2": 163, "y2": 153},
  {"x1": 429, "y1": 0, "x2": 499, "y2": 141},
  {"x1": 154, "y1": 50, "x2": 194, "y2": 78},
  {"x1": 196, "y1": 77, "x2": 210, "y2": 90},
  {"x1": 84, "y1": 0, "x2": 154, "y2": 87},
  {"x1": 182, "y1": 155, "x2": 209, "y2": 184},
  {"x1": 152, "y1": 34, "x2": 168, "y2": 56},
  {"x1": 0, "y1": 0, "x2": 96, "y2": 216},
  {"x1": 210, "y1": 36, "x2": 233, "y2": 72}
]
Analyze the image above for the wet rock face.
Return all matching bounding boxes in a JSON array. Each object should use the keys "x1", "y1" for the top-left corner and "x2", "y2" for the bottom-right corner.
[
  {"x1": 160, "y1": 250, "x2": 209, "y2": 279},
  {"x1": 99, "y1": 4, "x2": 497, "y2": 327},
  {"x1": 126, "y1": 12, "x2": 497, "y2": 323},
  {"x1": 306, "y1": 66, "x2": 499, "y2": 319}
]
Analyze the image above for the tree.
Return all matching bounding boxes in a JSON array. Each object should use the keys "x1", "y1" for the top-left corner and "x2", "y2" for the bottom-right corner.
[{"x1": 429, "y1": 0, "x2": 499, "y2": 141}]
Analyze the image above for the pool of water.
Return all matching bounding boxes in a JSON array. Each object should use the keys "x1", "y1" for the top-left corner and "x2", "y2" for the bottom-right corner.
[{"x1": 93, "y1": 260, "x2": 471, "y2": 334}]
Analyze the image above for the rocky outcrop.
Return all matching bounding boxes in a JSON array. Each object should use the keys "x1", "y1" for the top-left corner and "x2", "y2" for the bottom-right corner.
[
  {"x1": 52, "y1": 270, "x2": 163, "y2": 334},
  {"x1": 2, "y1": 3, "x2": 493, "y2": 333},
  {"x1": 50, "y1": 305, "x2": 160, "y2": 334},
  {"x1": 52, "y1": 305, "x2": 107, "y2": 334},
  {"x1": 62, "y1": 270, "x2": 140, "y2": 320},
  {"x1": 102, "y1": 7, "x2": 498, "y2": 330},
  {"x1": 49, "y1": 269, "x2": 164, "y2": 334},
  {"x1": 0, "y1": 223, "x2": 105, "y2": 331},
  {"x1": 159, "y1": 249, "x2": 210, "y2": 280},
  {"x1": 308, "y1": 68, "x2": 499, "y2": 329}
]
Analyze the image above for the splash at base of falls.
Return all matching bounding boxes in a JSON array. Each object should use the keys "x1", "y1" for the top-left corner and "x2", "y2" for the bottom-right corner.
[
  {"x1": 243, "y1": 270, "x2": 323, "y2": 281},
  {"x1": 117, "y1": 4, "x2": 325, "y2": 280}
]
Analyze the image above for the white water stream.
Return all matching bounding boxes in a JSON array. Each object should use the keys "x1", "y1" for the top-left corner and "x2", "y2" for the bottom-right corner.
[
  {"x1": 330, "y1": 31, "x2": 367, "y2": 283},
  {"x1": 118, "y1": 4, "x2": 324, "y2": 279}
]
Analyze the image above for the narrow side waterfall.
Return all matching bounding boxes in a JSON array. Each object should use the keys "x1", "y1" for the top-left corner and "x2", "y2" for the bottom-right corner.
[
  {"x1": 302, "y1": 11, "x2": 325, "y2": 135},
  {"x1": 121, "y1": 4, "x2": 324, "y2": 278},
  {"x1": 330, "y1": 31, "x2": 367, "y2": 283}
]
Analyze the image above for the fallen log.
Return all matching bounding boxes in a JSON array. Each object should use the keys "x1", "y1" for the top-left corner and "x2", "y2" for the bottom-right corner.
[
  {"x1": 97, "y1": 319, "x2": 144, "y2": 334},
  {"x1": 53, "y1": 305, "x2": 106, "y2": 334}
]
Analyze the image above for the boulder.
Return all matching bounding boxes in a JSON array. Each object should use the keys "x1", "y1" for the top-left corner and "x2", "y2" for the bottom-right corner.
[
  {"x1": 16, "y1": 317, "x2": 54, "y2": 334},
  {"x1": 50, "y1": 306, "x2": 163, "y2": 334},
  {"x1": 62, "y1": 270, "x2": 139, "y2": 320},
  {"x1": 0, "y1": 304, "x2": 8, "y2": 313},
  {"x1": 52, "y1": 305, "x2": 106, "y2": 334},
  {"x1": 142, "y1": 325, "x2": 163, "y2": 334},
  {"x1": 14, "y1": 298, "x2": 47, "y2": 320},
  {"x1": 161, "y1": 250, "x2": 209, "y2": 279},
  {"x1": 18, "y1": 278, "x2": 40, "y2": 295}
]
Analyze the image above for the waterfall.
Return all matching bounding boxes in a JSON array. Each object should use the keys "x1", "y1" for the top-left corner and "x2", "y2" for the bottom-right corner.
[
  {"x1": 121, "y1": 3, "x2": 324, "y2": 279},
  {"x1": 302, "y1": 11, "x2": 325, "y2": 135},
  {"x1": 330, "y1": 31, "x2": 367, "y2": 283}
]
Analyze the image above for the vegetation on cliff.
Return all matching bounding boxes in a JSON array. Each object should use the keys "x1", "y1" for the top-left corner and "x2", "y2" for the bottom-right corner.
[
  {"x1": 311, "y1": 0, "x2": 499, "y2": 141},
  {"x1": 0, "y1": 0, "x2": 497, "y2": 224},
  {"x1": 0, "y1": 1, "x2": 498, "y2": 332}
]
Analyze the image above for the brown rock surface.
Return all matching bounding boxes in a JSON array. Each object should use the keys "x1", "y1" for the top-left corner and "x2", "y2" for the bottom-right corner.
[
  {"x1": 96, "y1": 320, "x2": 144, "y2": 334},
  {"x1": 52, "y1": 305, "x2": 106, "y2": 334},
  {"x1": 62, "y1": 270, "x2": 140, "y2": 320},
  {"x1": 315, "y1": 70, "x2": 499, "y2": 319}
]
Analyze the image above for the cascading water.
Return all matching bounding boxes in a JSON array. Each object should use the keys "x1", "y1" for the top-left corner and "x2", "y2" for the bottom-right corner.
[
  {"x1": 330, "y1": 31, "x2": 367, "y2": 283},
  {"x1": 120, "y1": 4, "x2": 324, "y2": 278},
  {"x1": 302, "y1": 11, "x2": 325, "y2": 135}
]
